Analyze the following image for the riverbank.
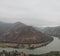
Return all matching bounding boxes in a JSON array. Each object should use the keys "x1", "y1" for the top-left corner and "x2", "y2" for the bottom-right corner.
[
  {"x1": 0, "y1": 37, "x2": 59, "y2": 55},
  {"x1": 0, "y1": 36, "x2": 53, "y2": 49}
]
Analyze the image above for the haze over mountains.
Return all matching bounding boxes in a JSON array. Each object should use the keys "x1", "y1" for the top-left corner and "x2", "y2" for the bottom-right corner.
[
  {"x1": 35, "y1": 25, "x2": 60, "y2": 39},
  {"x1": 42, "y1": 26, "x2": 60, "y2": 39}
]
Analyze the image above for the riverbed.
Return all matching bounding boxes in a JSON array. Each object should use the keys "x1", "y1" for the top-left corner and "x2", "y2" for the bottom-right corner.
[{"x1": 0, "y1": 37, "x2": 60, "y2": 54}]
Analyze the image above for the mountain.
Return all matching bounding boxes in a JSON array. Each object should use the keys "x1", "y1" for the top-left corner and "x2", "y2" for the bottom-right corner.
[
  {"x1": 0, "y1": 21, "x2": 53, "y2": 44},
  {"x1": 0, "y1": 22, "x2": 12, "y2": 36},
  {"x1": 42, "y1": 26, "x2": 60, "y2": 39},
  {"x1": 0, "y1": 26, "x2": 51, "y2": 44},
  {"x1": 0, "y1": 22, "x2": 26, "y2": 36}
]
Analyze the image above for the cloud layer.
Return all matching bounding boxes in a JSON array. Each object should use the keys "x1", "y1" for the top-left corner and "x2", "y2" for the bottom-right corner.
[{"x1": 0, "y1": 0, "x2": 60, "y2": 27}]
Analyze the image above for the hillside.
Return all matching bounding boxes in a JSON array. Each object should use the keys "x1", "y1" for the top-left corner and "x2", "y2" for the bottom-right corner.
[
  {"x1": 0, "y1": 22, "x2": 25, "y2": 36},
  {"x1": 0, "y1": 22, "x2": 12, "y2": 36},
  {"x1": 0, "y1": 21, "x2": 53, "y2": 48},
  {"x1": 42, "y1": 26, "x2": 60, "y2": 39},
  {"x1": 0, "y1": 26, "x2": 51, "y2": 44}
]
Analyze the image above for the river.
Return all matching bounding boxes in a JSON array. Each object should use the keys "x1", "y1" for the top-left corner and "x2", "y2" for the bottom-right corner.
[{"x1": 0, "y1": 37, "x2": 60, "y2": 54}]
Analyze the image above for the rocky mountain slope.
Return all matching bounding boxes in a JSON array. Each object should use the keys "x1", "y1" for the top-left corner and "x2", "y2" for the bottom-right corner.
[{"x1": 0, "y1": 21, "x2": 53, "y2": 48}]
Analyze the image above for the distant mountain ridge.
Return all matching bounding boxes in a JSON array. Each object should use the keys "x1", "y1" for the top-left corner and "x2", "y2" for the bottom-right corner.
[{"x1": 42, "y1": 26, "x2": 60, "y2": 39}]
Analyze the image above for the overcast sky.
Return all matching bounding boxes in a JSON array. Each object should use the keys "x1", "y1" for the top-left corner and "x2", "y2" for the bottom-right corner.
[{"x1": 0, "y1": 0, "x2": 60, "y2": 27}]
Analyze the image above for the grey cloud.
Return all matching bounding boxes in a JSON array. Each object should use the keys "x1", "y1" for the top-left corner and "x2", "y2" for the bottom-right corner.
[{"x1": 0, "y1": 0, "x2": 60, "y2": 27}]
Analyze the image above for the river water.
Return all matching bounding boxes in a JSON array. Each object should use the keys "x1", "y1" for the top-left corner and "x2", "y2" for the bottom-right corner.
[{"x1": 0, "y1": 37, "x2": 60, "y2": 54}]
